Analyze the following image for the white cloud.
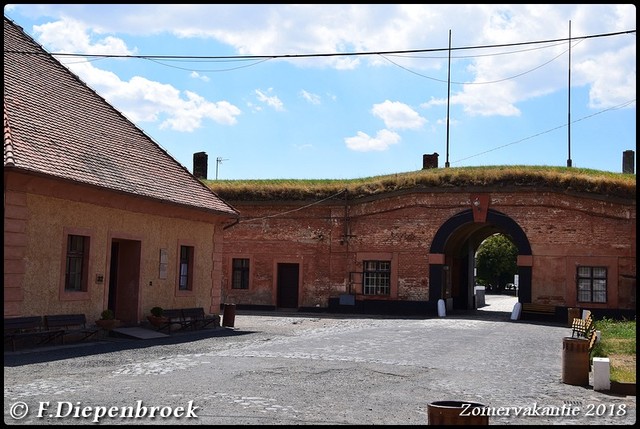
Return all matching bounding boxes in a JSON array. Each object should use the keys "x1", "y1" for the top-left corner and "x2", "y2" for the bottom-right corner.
[
  {"x1": 189, "y1": 71, "x2": 210, "y2": 82},
  {"x1": 31, "y1": 17, "x2": 241, "y2": 132},
  {"x1": 371, "y1": 100, "x2": 426, "y2": 129},
  {"x1": 33, "y1": 18, "x2": 134, "y2": 55},
  {"x1": 300, "y1": 89, "x2": 321, "y2": 105},
  {"x1": 345, "y1": 129, "x2": 401, "y2": 152},
  {"x1": 255, "y1": 89, "x2": 285, "y2": 111},
  {"x1": 19, "y1": 5, "x2": 636, "y2": 120}
]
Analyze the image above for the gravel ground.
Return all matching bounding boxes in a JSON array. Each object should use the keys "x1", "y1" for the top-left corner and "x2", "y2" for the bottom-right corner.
[{"x1": 4, "y1": 296, "x2": 636, "y2": 425}]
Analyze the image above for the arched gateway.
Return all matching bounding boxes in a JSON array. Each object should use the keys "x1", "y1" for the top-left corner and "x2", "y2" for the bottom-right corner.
[{"x1": 429, "y1": 208, "x2": 532, "y2": 312}]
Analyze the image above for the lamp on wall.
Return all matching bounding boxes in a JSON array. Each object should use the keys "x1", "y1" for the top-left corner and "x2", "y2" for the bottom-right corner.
[{"x1": 473, "y1": 198, "x2": 481, "y2": 210}]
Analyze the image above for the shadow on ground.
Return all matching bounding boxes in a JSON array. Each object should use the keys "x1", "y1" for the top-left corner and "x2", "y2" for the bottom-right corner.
[{"x1": 4, "y1": 327, "x2": 252, "y2": 367}]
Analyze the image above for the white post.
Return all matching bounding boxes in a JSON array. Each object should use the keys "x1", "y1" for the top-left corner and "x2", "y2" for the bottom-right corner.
[
  {"x1": 510, "y1": 302, "x2": 522, "y2": 321},
  {"x1": 593, "y1": 357, "x2": 611, "y2": 391}
]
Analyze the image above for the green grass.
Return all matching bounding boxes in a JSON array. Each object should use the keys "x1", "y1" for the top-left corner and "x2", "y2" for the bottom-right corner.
[
  {"x1": 206, "y1": 165, "x2": 636, "y2": 201},
  {"x1": 591, "y1": 318, "x2": 636, "y2": 383}
]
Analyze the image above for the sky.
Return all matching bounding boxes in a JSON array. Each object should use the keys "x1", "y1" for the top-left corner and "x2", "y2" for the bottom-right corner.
[{"x1": 4, "y1": 4, "x2": 636, "y2": 180}]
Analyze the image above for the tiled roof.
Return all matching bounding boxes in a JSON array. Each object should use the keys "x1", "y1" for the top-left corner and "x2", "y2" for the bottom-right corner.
[{"x1": 3, "y1": 17, "x2": 238, "y2": 217}]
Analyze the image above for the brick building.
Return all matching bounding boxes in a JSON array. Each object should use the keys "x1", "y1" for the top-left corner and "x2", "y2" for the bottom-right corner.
[
  {"x1": 4, "y1": 17, "x2": 238, "y2": 323},
  {"x1": 213, "y1": 175, "x2": 636, "y2": 321}
]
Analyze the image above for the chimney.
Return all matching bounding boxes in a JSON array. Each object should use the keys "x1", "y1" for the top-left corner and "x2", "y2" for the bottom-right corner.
[
  {"x1": 422, "y1": 153, "x2": 439, "y2": 169},
  {"x1": 193, "y1": 152, "x2": 208, "y2": 179},
  {"x1": 622, "y1": 150, "x2": 635, "y2": 174}
]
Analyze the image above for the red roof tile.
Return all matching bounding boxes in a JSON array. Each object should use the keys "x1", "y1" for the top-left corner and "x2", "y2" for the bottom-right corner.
[{"x1": 3, "y1": 17, "x2": 238, "y2": 217}]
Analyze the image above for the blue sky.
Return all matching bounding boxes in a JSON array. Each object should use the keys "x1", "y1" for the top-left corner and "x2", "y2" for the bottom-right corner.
[{"x1": 4, "y1": 4, "x2": 636, "y2": 180}]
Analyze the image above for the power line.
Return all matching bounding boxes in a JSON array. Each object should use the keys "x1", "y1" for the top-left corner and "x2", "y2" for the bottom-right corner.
[
  {"x1": 451, "y1": 99, "x2": 636, "y2": 165},
  {"x1": 4, "y1": 29, "x2": 635, "y2": 61}
]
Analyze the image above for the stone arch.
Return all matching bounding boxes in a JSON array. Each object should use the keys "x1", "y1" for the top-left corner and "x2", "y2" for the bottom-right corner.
[{"x1": 428, "y1": 208, "x2": 532, "y2": 310}]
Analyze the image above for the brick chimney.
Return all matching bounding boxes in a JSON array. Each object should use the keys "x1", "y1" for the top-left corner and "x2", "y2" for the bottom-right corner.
[
  {"x1": 622, "y1": 150, "x2": 635, "y2": 174},
  {"x1": 193, "y1": 152, "x2": 208, "y2": 179},
  {"x1": 422, "y1": 153, "x2": 439, "y2": 169}
]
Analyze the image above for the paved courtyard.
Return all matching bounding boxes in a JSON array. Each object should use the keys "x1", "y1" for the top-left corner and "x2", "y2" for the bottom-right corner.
[{"x1": 4, "y1": 295, "x2": 636, "y2": 425}]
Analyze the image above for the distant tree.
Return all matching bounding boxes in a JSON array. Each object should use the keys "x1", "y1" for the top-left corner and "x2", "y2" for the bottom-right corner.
[{"x1": 475, "y1": 233, "x2": 518, "y2": 292}]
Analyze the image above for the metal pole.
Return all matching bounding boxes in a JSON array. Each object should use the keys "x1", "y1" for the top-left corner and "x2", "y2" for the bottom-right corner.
[
  {"x1": 567, "y1": 20, "x2": 572, "y2": 167},
  {"x1": 445, "y1": 29, "x2": 451, "y2": 168}
]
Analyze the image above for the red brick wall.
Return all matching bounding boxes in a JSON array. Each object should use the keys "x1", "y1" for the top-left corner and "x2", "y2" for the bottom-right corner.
[{"x1": 220, "y1": 188, "x2": 635, "y2": 311}]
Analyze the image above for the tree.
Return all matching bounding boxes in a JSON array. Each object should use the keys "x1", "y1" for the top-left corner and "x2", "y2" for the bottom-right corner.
[{"x1": 475, "y1": 233, "x2": 518, "y2": 292}]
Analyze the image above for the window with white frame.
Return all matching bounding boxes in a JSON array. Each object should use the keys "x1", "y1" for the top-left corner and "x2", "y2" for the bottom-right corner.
[
  {"x1": 363, "y1": 260, "x2": 390, "y2": 295},
  {"x1": 577, "y1": 266, "x2": 607, "y2": 303}
]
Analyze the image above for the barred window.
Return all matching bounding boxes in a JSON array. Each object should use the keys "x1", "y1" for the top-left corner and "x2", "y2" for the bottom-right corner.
[
  {"x1": 65, "y1": 234, "x2": 89, "y2": 291},
  {"x1": 363, "y1": 260, "x2": 390, "y2": 295},
  {"x1": 232, "y1": 258, "x2": 250, "y2": 289},
  {"x1": 179, "y1": 245, "x2": 194, "y2": 291},
  {"x1": 577, "y1": 266, "x2": 607, "y2": 303}
]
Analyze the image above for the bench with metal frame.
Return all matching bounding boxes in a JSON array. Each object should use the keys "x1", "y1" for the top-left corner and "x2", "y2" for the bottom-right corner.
[
  {"x1": 153, "y1": 309, "x2": 190, "y2": 333},
  {"x1": 181, "y1": 307, "x2": 220, "y2": 330},
  {"x1": 4, "y1": 316, "x2": 65, "y2": 351},
  {"x1": 44, "y1": 314, "x2": 100, "y2": 344}
]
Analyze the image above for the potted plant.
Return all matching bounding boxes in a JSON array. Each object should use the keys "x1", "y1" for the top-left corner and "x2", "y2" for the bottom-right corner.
[
  {"x1": 95, "y1": 309, "x2": 121, "y2": 330},
  {"x1": 147, "y1": 306, "x2": 168, "y2": 327}
]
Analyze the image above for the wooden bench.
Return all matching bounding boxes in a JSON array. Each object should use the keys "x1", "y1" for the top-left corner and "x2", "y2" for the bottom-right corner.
[
  {"x1": 154, "y1": 309, "x2": 191, "y2": 333},
  {"x1": 4, "y1": 316, "x2": 64, "y2": 351},
  {"x1": 571, "y1": 313, "x2": 594, "y2": 338},
  {"x1": 181, "y1": 308, "x2": 220, "y2": 330},
  {"x1": 570, "y1": 313, "x2": 598, "y2": 351},
  {"x1": 588, "y1": 329, "x2": 598, "y2": 352},
  {"x1": 521, "y1": 303, "x2": 556, "y2": 320},
  {"x1": 44, "y1": 314, "x2": 100, "y2": 344}
]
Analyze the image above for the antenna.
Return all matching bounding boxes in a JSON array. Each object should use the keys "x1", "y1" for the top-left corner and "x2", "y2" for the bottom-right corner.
[{"x1": 215, "y1": 157, "x2": 229, "y2": 180}]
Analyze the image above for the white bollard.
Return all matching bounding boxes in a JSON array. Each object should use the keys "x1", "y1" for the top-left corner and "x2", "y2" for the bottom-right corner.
[
  {"x1": 510, "y1": 302, "x2": 522, "y2": 320},
  {"x1": 593, "y1": 357, "x2": 611, "y2": 391},
  {"x1": 437, "y1": 299, "x2": 446, "y2": 317}
]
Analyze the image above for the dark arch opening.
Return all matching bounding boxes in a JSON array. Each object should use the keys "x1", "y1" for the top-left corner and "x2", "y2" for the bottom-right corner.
[{"x1": 429, "y1": 209, "x2": 532, "y2": 311}]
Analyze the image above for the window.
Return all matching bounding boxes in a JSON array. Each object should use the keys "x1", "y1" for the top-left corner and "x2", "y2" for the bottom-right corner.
[
  {"x1": 65, "y1": 234, "x2": 89, "y2": 292},
  {"x1": 232, "y1": 258, "x2": 250, "y2": 289},
  {"x1": 179, "y1": 245, "x2": 194, "y2": 291},
  {"x1": 363, "y1": 260, "x2": 390, "y2": 295},
  {"x1": 577, "y1": 266, "x2": 607, "y2": 303}
]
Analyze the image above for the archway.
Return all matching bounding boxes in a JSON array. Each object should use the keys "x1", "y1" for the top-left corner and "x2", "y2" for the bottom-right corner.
[{"x1": 429, "y1": 209, "x2": 532, "y2": 311}]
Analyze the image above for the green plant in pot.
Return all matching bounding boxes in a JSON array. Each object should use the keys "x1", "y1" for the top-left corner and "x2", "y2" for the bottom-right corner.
[
  {"x1": 95, "y1": 309, "x2": 121, "y2": 330},
  {"x1": 147, "y1": 306, "x2": 168, "y2": 327},
  {"x1": 101, "y1": 309, "x2": 115, "y2": 320}
]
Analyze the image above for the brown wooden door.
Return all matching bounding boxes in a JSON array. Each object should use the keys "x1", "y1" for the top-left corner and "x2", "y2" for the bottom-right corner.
[{"x1": 277, "y1": 263, "x2": 299, "y2": 309}]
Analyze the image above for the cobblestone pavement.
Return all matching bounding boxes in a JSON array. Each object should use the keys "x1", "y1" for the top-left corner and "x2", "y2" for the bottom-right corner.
[{"x1": 4, "y1": 295, "x2": 636, "y2": 425}]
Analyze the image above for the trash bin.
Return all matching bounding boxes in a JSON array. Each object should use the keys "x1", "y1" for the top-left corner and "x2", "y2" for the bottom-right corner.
[
  {"x1": 222, "y1": 303, "x2": 236, "y2": 327},
  {"x1": 427, "y1": 401, "x2": 489, "y2": 425},
  {"x1": 567, "y1": 307, "x2": 581, "y2": 327},
  {"x1": 562, "y1": 337, "x2": 590, "y2": 386}
]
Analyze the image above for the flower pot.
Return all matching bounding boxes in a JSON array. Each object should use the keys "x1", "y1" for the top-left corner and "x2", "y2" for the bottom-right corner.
[
  {"x1": 95, "y1": 319, "x2": 121, "y2": 331},
  {"x1": 147, "y1": 315, "x2": 169, "y2": 327}
]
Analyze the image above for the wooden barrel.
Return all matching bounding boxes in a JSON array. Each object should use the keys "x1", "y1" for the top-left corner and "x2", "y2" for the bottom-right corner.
[
  {"x1": 222, "y1": 303, "x2": 236, "y2": 327},
  {"x1": 427, "y1": 401, "x2": 489, "y2": 425},
  {"x1": 562, "y1": 337, "x2": 590, "y2": 386}
]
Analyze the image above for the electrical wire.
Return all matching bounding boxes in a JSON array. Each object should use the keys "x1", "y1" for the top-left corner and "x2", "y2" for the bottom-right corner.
[
  {"x1": 238, "y1": 189, "x2": 347, "y2": 223},
  {"x1": 451, "y1": 99, "x2": 636, "y2": 165}
]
